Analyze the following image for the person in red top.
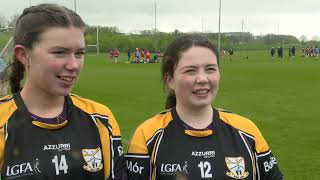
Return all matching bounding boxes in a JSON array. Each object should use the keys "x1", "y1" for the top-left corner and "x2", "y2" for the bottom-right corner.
[
  {"x1": 146, "y1": 50, "x2": 151, "y2": 63},
  {"x1": 108, "y1": 49, "x2": 113, "y2": 63},
  {"x1": 156, "y1": 50, "x2": 162, "y2": 62},
  {"x1": 141, "y1": 49, "x2": 146, "y2": 63},
  {"x1": 113, "y1": 49, "x2": 120, "y2": 64},
  {"x1": 134, "y1": 48, "x2": 140, "y2": 63}
]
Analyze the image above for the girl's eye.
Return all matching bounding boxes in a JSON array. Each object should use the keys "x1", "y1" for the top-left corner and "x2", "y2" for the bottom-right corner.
[
  {"x1": 206, "y1": 68, "x2": 217, "y2": 72},
  {"x1": 75, "y1": 51, "x2": 85, "y2": 58},
  {"x1": 52, "y1": 51, "x2": 66, "y2": 56},
  {"x1": 78, "y1": 51, "x2": 85, "y2": 55},
  {"x1": 184, "y1": 69, "x2": 195, "y2": 73}
]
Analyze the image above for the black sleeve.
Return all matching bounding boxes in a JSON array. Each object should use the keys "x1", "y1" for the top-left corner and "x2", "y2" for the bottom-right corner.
[
  {"x1": 257, "y1": 150, "x2": 283, "y2": 180},
  {"x1": 112, "y1": 137, "x2": 127, "y2": 179},
  {"x1": 126, "y1": 153, "x2": 150, "y2": 180}
]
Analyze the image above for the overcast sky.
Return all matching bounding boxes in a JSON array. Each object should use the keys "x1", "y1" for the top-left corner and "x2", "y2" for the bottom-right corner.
[{"x1": 2, "y1": 0, "x2": 320, "y2": 40}]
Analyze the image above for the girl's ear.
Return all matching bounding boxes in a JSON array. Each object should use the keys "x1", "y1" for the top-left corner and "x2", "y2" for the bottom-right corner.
[
  {"x1": 165, "y1": 73, "x2": 174, "y2": 90},
  {"x1": 14, "y1": 45, "x2": 29, "y2": 66}
]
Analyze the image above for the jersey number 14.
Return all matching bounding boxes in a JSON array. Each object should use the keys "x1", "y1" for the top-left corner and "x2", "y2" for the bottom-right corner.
[{"x1": 52, "y1": 155, "x2": 69, "y2": 175}]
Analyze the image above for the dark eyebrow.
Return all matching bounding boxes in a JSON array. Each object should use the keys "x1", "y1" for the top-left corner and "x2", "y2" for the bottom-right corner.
[
  {"x1": 181, "y1": 64, "x2": 218, "y2": 69},
  {"x1": 50, "y1": 46, "x2": 68, "y2": 51},
  {"x1": 181, "y1": 65, "x2": 197, "y2": 69},
  {"x1": 206, "y1": 64, "x2": 218, "y2": 67},
  {"x1": 50, "y1": 46, "x2": 86, "y2": 51}
]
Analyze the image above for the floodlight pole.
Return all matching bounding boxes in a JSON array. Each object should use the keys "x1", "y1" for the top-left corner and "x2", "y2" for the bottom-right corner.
[
  {"x1": 154, "y1": 1, "x2": 157, "y2": 32},
  {"x1": 218, "y1": 0, "x2": 222, "y2": 58},
  {"x1": 242, "y1": 19, "x2": 244, "y2": 32},
  {"x1": 154, "y1": 0, "x2": 158, "y2": 49},
  {"x1": 97, "y1": 26, "x2": 99, "y2": 55},
  {"x1": 74, "y1": 0, "x2": 77, "y2": 13},
  {"x1": 202, "y1": 16, "x2": 204, "y2": 33}
]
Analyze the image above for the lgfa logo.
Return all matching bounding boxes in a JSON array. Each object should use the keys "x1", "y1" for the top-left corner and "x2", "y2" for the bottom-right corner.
[
  {"x1": 6, "y1": 159, "x2": 41, "y2": 177},
  {"x1": 160, "y1": 161, "x2": 189, "y2": 175}
]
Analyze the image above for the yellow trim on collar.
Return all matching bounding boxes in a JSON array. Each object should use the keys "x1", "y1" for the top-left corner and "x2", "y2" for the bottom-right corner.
[
  {"x1": 32, "y1": 120, "x2": 68, "y2": 129},
  {"x1": 184, "y1": 130, "x2": 213, "y2": 137}
]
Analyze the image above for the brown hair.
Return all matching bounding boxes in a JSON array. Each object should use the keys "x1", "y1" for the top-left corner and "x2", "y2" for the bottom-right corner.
[
  {"x1": 10, "y1": 3, "x2": 86, "y2": 93},
  {"x1": 161, "y1": 34, "x2": 219, "y2": 109}
]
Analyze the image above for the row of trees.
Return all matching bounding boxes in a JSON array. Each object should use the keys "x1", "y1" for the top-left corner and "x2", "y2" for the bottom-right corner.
[
  {"x1": 1, "y1": 24, "x2": 319, "y2": 53},
  {"x1": 85, "y1": 26, "x2": 307, "y2": 53}
]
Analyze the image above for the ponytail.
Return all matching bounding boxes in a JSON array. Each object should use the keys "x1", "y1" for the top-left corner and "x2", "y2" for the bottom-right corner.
[
  {"x1": 9, "y1": 58, "x2": 25, "y2": 93},
  {"x1": 165, "y1": 90, "x2": 176, "y2": 109}
]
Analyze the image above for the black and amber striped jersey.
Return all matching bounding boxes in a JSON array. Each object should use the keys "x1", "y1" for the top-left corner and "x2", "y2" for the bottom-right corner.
[
  {"x1": 0, "y1": 93, "x2": 126, "y2": 180},
  {"x1": 126, "y1": 107, "x2": 283, "y2": 180}
]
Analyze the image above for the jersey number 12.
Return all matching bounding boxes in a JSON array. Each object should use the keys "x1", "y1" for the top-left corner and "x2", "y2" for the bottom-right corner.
[{"x1": 198, "y1": 161, "x2": 212, "y2": 178}]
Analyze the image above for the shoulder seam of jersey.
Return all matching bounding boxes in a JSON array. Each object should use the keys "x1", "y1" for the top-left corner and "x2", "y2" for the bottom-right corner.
[
  {"x1": 70, "y1": 94, "x2": 111, "y2": 116},
  {"x1": 0, "y1": 95, "x2": 13, "y2": 104},
  {"x1": 218, "y1": 110, "x2": 256, "y2": 136},
  {"x1": 218, "y1": 110, "x2": 270, "y2": 153},
  {"x1": 127, "y1": 111, "x2": 173, "y2": 154},
  {"x1": 140, "y1": 111, "x2": 173, "y2": 141},
  {"x1": 0, "y1": 98, "x2": 17, "y2": 127},
  {"x1": 158, "y1": 108, "x2": 171, "y2": 115},
  {"x1": 216, "y1": 108, "x2": 233, "y2": 114}
]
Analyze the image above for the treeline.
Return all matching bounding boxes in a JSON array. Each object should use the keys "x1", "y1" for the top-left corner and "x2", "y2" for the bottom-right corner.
[
  {"x1": 1, "y1": 26, "x2": 319, "y2": 53},
  {"x1": 84, "y1": 26, "x2": 309, "y2": 53}
]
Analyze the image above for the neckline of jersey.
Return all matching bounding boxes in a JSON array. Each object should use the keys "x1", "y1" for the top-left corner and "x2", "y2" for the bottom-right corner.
[{"x1": 171, "y1": 107, "x2": 217, "y2": 131}]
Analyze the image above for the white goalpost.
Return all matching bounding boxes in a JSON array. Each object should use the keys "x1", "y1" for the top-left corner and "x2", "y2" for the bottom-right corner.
[{"x1": 86, "y1": 26, "x2": 100, "y2": 55}]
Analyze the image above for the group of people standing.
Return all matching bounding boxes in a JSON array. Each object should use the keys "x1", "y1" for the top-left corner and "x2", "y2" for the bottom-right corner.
[
  {"x1": 302, "y1": 46, "x2": 319, "y2": 59},
  {"x1": 132, "y1": 48, "x2": 162, "y2": 63},
  {"x1": 108, "y1": 49, "x2": 121, "y2": 63},
  {"x1": 270, "y1": 46, "x2": 296, "y2": 59},
  {"x1": 0, "y1": 3, "x2": 283, "y2": 180},
  {"x1": 108, "y1": 48, "x2": 162, "y2": 64}
]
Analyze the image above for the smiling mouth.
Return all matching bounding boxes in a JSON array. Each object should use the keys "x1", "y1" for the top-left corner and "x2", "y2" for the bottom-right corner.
[
  {"x1": 193, "y1": 89, "x2": 210, "y2": 94},
  {"x1": 57, "y1": 76, "x2": 75, "y2": 82}
]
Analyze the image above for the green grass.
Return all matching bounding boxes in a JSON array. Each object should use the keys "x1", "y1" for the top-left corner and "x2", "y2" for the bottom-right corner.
[{"x1": 72, "y1": 51, "x2": 320, "y2": 179}]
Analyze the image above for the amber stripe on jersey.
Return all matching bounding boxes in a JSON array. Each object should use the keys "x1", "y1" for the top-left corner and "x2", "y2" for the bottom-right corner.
[
  {"x1": 0, "y1": 96, "x2": 17, "y2": 169},
  {"x1": 218, "y1": 111, "x2": 269, "y2": 153}
]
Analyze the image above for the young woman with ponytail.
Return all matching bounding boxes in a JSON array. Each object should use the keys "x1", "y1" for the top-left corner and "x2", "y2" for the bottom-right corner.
[
  {"x1": 126, "y1": 34, "x2": 283, "y2": 180},
  {"x1": 0, "y1": 4, "x2": 126, "y2": 179}
]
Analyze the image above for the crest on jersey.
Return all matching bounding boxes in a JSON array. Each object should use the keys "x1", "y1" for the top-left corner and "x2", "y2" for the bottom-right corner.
[
  {"x1": 82, "y1": 147, "x2": 103, "y2": 172},
  {"x1": 225, "y1": 157, "x2": 249, "y2": 179}
]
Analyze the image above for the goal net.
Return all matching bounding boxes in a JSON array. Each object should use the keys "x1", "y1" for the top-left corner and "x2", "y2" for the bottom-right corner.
[{"x1": 86, "y1": 44, "x2": 100, "y2": 56}]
